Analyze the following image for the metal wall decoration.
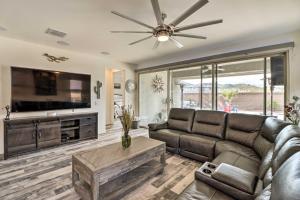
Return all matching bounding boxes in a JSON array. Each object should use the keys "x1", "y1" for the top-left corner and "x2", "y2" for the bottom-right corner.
[
  {"x1": 152, "y1": 74, "x2": 164, "y2": 93},
  {"x1": 43, "y1": 53, "x2": 69, "y2": 63},
  {"x1": 94, "y1": 81, "x2": 103, "y2": 99}
]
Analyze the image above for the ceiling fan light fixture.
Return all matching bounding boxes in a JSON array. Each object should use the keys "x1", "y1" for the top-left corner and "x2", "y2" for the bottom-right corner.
[
  {"x1": 157, "y1": 35, "x2": 169, "y2": 42},
  {"x1": 111, "y1": 0, "x2": 223, "y2": 48},
  {"x1": 157, "y1": 31, "x2": 169, "y2": 42}
]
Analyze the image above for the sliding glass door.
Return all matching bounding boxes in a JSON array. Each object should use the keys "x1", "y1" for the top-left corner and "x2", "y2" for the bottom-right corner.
[
  {"x1": 216, "y1": 58, "x2": 265, "y2": 115},
  {"x1": 170, "y1": 67, "x2": 201, "y2": 109},
  {"x1": 138, "y1": 53, "x2": 286, "y2": 120},
  {"x1": 266, "y1": 55, "x2": 285, "y2": 119},
  {"x1": 169, "y1": 65, "x2": 213, "y2": 110},
  {"x1": 139, "y1": 71, "x2": 168, "y2": 125},
  {"x1": 202, "y1": 65, "x2": 214, "y2": 110}
]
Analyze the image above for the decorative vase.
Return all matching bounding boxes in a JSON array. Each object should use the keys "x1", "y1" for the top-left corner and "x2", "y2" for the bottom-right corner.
[{"x1": 122, "y1": 134, "x2": 131, "y2": 149}]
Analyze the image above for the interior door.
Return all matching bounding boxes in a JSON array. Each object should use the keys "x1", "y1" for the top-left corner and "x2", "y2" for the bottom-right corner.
[{"x1": 37, "y1": 120, "x2": 61, "y2": 148}]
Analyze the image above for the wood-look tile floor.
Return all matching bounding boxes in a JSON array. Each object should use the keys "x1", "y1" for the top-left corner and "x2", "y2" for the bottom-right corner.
[{"x1": 0, "y1": 123, "x2": 200, "y2": 200}]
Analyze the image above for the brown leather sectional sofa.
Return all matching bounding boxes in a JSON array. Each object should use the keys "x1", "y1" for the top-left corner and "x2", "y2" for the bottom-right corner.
[{"x1": 149, "y1": 108, "x2": 300, "y2": 200}]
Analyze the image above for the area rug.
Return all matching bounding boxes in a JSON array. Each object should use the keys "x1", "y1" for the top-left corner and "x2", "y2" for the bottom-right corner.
[{"x1": 0, "y1": 127, "x2": 200, "y2": 200}]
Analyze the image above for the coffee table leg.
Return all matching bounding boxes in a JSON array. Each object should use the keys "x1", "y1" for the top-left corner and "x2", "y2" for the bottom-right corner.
[
  {"x1": 159, "y1": 152, "x2": 166, "y2": 174},
  {"x1": 92, "y1": 180, "x2": 100, "y2": 200}
]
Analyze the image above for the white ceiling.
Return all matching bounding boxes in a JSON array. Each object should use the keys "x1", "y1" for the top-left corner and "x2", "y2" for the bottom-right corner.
[{"x1": 0, "y1": 0, "x2": 299, "y2": 65}]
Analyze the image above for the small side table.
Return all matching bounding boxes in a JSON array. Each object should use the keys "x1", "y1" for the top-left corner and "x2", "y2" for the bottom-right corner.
[{"x1": 131, "y1": 120, "x2": 140, "y2": 129}]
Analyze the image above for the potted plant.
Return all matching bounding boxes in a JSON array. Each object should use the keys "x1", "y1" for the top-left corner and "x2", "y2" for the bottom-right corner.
[
  {"x1": 118, "y1": 105, "x2": 134, "y2": 149},
  {"x1": 221, "y1": 89, "x2": 238, "y2": 112},
  {"x1": 285, "y1": 96, "x2": 300, "y2": 125}
]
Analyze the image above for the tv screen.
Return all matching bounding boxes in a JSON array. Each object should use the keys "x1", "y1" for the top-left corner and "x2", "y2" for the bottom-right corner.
[{"x1": 11, "y1": 67, "x2": 91, "y2": 112}]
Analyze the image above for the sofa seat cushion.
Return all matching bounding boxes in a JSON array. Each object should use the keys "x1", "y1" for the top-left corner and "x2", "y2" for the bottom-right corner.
[
  {"x1": 212, "y1": 151, "x2": 260, "y2": 175},
  {"x1": 215, "y1": 140, "x2": 261, "y2": 162},
  {"x1": 177, "y1": 181, "x2": 235, "y2": 200},
  {"x1": 180, "y1": 134, "x2": 219, "y2": 162},
  {"x1": 150, "y1": 129, "x2": 185, "y2": 149}
]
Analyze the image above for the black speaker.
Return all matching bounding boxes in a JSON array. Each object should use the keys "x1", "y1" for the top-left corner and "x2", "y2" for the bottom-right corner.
[{"x1": 271, "y1": 56, "x2": 284, "y2": 86}]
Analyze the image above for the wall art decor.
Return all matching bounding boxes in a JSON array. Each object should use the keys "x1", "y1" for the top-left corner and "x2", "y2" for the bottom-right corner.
[
  {"x1": 152, "y1": 74, "x2": 164, "y2": 93},
  {"x1": 43, "y1": 53, "x2": 69, "y2": 63},
  {"x1": 94, "y1": 81, "x2": 102, "y2": 99}
]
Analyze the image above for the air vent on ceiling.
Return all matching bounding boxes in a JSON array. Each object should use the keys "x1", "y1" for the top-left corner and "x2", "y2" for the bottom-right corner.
[
  {"x1": 101, "y1": 51, "x2": 110, "y2": 55},
  {"x1": 45, "y1": 28, "x2": 66, "y2": 38},
  {"x1": 0, "y1": 26, "x2": 7, "y2": 31},
  {"x1": 57, "y1": 41, "x2": 70, "y2": 46}
]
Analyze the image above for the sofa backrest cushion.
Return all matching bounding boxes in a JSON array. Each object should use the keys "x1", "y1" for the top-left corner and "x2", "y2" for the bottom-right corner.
[
  {"x1": 270, "y1": 152, "x2": 300, "y2": 200},
  {"x1": 273, "y1": 125, "x2": 300, "y2": 159},
  {"x1": 225, "y1": 113, "x2": 266, "y2": 147},
  {"x1": 260, "y1": 117, "x2": 290, "y2": 142},
  {"x1": 254, "y1": 118, "x2": 289, "y2": 158},
  {"x1": 192, "y1": 110, "x2": 227, "y2": 139},
  {"x1": 167, "y1": 108, "x2": 195, "y2": 132},
  {"x1": 272, "y1": 137, "x2": 300, "y2": 174},
  {"x1": 254, "y1": 135, "x2": 273, "y2": 158}
]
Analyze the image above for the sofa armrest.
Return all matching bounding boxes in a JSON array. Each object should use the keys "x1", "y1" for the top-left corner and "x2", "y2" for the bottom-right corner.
[
  {"x1": 195, "y1": 162, "x2": 258, "y2": 200},
  {"x1": 148, "y1": 122, "x2": 168, "y2": 131},
  {"x1": 211, "y1": 163, "x2": 258, "y2": 194}
]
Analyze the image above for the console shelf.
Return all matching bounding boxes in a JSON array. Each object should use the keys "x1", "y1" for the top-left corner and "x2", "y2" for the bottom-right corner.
[
  {"x1": 3, "y1": 112, "x2": 98, "y2": 159},
  {"x1": 61, "y1": 126, "x2": 80, "y2": 131}
]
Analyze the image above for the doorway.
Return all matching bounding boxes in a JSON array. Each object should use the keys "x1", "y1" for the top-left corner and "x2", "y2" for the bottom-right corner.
[{"x1": 105, "y1": 69, "x2": 125, "y2": 128}]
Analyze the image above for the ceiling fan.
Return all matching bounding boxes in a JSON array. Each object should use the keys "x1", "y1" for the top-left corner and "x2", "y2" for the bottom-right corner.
[{"x1": 111, "y1": 0, "x2": 223, "y2": 49}]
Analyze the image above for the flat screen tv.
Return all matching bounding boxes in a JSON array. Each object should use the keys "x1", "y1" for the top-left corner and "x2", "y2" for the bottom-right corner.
[{"x1": 11, "y1": 67, "x2": 91, "y2": 112}]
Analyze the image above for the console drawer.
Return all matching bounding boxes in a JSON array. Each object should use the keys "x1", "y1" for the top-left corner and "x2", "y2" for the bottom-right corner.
[{"x1": 80, "y1": 116, "x2": 97, "y2": 126}]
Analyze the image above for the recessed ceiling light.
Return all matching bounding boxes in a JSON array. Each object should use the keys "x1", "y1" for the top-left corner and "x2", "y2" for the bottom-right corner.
[
  {"x1": 101, "y1": 51, "x2": 110, "y2": 55},
  {"x1": 0, "y1": 26, "x2": 7, "y2": 31},
  {"x1": 57, "y1": 41, "x2": 70, "y2": 46}
]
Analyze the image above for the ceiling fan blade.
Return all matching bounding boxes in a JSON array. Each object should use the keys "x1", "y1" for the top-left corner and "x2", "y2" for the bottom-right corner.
[
  {"x1": 111, "y1": 11, "x2": 154, "y2": 30},
  {"x1": 111, "y1": 31, "x2": 153, "y2": 33},
  {"x1": 153, "y1": 40, "x2": 160, "y2": 49},
  {"x1": 170, "y1": 0, "x2": 208, "y2": 26},
  {"x1": 151, "y1": 0, "x2": 164, "y2": 25},
  {"x1": 129, "y1": 36, "x2": 153, "y2": 45},
  {"x1": 173, "y1": 33, "x2": 207, "y2": 39},
  {"x1": 169, "y1": 37, "x2": 183, "y2": 48},
  {"x1": 174, "y1": 19, "x2": 223, "y2": 32}
]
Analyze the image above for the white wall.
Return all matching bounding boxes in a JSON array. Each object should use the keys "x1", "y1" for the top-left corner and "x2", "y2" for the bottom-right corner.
[
  {"x1": 137, "y1": 30, "x2": 300, "y2": 99},
  {"x1": 0, "y1": 36, "x2": 135, "y2": 155}
]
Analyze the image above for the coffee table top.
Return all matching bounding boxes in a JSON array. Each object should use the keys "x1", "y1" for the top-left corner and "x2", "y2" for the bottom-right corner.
[{"x1": 73, "y1": 136, "x2": 165, "y2": 172}]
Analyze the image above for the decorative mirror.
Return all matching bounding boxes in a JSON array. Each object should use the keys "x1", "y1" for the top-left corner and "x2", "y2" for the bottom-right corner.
[{"x1": 125, "y1": 79, "x2": 137, "y2": 93}]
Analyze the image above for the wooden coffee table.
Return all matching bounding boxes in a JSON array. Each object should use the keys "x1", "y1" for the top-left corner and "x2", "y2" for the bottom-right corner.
[{"x1": 72, "y1": 136, "x2": 166, "y2": 200}]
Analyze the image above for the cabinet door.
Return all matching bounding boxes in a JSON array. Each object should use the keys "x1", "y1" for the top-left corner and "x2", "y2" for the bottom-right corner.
[
  {"x1": 80, "y1": 125, "x2": 96, "y2": 139},
  {"x1": 37, "y1": 120, "x2": 61, "y2": 149},
  {"x1": 6, "y1": 122, "x2": 37, "y2": 156}
]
